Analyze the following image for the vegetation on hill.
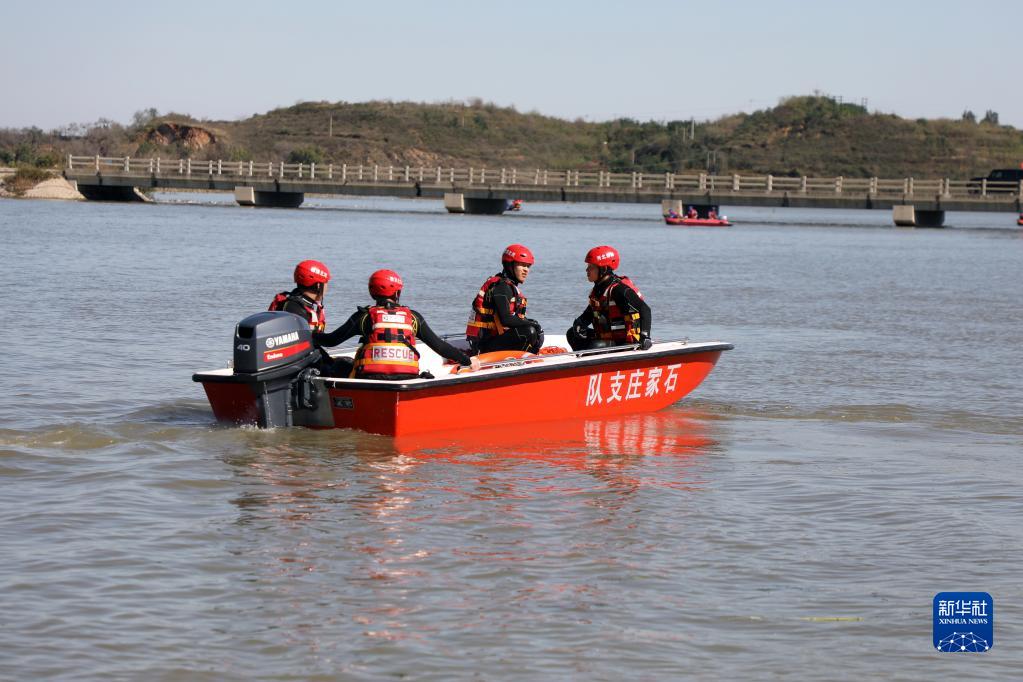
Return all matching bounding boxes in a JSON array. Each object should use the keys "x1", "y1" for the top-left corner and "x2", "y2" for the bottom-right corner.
[{"x1": 2, "y1": 96, "x2": 1022, "y2": 179}]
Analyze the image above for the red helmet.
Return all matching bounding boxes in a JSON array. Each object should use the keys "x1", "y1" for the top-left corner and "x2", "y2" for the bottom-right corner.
[
  {"x1": 368, "y1": 269, "x2": 403, "y2": 299},
  {"x1": 294, "y1": 260, "x2": 331, "y2": 287},
  {"x1": 501, "y1": 244, "x2": 535, "y2": 266},
  {"x1": 585, "y1": 245, "x2": 620, "y2": 270}
]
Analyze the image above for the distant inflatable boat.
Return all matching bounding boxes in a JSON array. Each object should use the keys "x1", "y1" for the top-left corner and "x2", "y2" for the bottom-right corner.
[
  {"x1": 665, "y1": 216, "x2": 732, "y2": 227},
  {"x1": 666, "y1": 204, "x2": 731, "y2": 226}
]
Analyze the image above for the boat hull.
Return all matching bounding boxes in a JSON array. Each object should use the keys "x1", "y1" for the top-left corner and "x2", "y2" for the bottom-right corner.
[
  {"x1": 325, "y1": 349, "x2": 723, "y2": 435},
  {"x1": 195, "y1": 341, "x2": 731, "y2": 436}
]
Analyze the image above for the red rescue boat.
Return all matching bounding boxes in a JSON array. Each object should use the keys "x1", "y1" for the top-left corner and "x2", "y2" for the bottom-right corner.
[
  {"x1": 193, "y1": 312, "x2": 732, "y2": 436},
  {"x1": 1017, "y1": 214, "x2": 1023, "y2": 226}
]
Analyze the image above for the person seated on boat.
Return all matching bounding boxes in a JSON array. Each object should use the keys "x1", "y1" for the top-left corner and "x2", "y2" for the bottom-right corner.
[
  {"x1": 313, "y1": 270, "x2": 480, "y2": 379},
  {"x1": 268, "y1": 259, "x2": 331, "y2": 332},
  {"x1": 667, "y1": 208, "x2": 680, "y2": 219},
  {"x1": 567, "y1": 245, "x2": 652, "y2": 352},
  {"x1": 686, "y1": 206, "x2": 698, "y2": 219},
  {"x1": 465, "y1": 244, "x2": 544, "y2": 355},
  {"x1": 707, "y1": 209, "x2": 718, "y2": 220}
]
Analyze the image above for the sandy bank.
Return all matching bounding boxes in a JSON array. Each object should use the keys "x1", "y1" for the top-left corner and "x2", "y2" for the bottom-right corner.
[{"x1": 21, "y1": 177, "x2": 85, "y2": 200}]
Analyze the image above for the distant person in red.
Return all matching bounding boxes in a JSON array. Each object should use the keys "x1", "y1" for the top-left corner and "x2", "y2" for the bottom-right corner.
[
  {"x1": 466, "y1": 244, "x2": 544, "y2": 355},
  {"x1": 567, "y1": 245, "x2": 652, "y2": 352},
  {"x1": 707, "y1": 208, "x2": 718, "y2": 220},
  {"x1": 686, "y1": 206, "x2": 698, "y2": 219},
  {"x1": 667, "y1": 208, "x2": 680, "y2": 219},
  {"x1": 269, "y1": 260, "x2": 331, "y2": 332},
  {"x1": 314, "y1": 270, "x2": 479, "y2": 379}
]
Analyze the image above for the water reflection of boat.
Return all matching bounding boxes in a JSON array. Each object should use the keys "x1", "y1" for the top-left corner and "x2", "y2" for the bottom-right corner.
[
  {"x1": 194, "y1": 312, "x2": 732, "y2": 436},
  {"x1": 397, "y1": 409, "x2": 715, "y2": 461},
  {"x1": 395, "y1": 410, "x2": 717, "y2": 492}
]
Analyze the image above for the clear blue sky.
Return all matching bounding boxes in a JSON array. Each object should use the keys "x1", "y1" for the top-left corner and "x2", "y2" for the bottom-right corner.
[{"x1": 3, "y1": 0, "x2": 1020, "y2": 129}]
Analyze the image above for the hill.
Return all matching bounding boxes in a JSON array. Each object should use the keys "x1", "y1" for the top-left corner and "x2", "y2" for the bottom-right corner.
[{"x1": 2, "y1": 96, "x2": 1022, "y2": 179}]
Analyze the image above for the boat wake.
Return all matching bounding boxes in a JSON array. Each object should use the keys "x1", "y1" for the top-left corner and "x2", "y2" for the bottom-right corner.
[
  {"x1": 689, "y1": 398, "x2": 1022, "y2": 436},
  {"x1": 117, "y1": 399, "x2": 215, "y2": 426}
]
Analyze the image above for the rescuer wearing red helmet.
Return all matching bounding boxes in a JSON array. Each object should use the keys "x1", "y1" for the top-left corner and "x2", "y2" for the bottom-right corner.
[
  {"x1": 568, "y1": 246, "x2": 652, "y2": 351},
  {"x1": 465, "y1": 244, "x2": 544, "y2": 354},
  {"x1": 268, "y1": 260, "x2": 331, "y2": 333},
  {"x1": 314, "y1": 269, "x2": 479, "y2": 379}
]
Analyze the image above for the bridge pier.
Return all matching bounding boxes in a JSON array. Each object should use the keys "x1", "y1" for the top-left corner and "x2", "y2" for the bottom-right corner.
[
  {"x1": 76, "y1": 184, "x2": 151, "y2": 202},
  {"x1": 234, "y1": 186, "x2": 304, "y2": 208},
  {"x1": 893, "y1": 205, "x2": 945, "y2": 228},
  {"x1": 443, "y1": 193, "x2": 507, "y2": 215}
]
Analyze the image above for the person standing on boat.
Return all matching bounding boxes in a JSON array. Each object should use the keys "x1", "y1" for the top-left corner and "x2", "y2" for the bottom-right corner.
[
  {"x1": 567, "y1": 245, "x2": 652, "y2": 352},
  {"x1": 314, "y1": 269, "x2": 479, "y2": 379},
  {"x1": 466, "y1": 244, "x2": 544, "y2": 355},
  {"x1": 268, "y1": 260, "x2": 331, "y2": 332}
]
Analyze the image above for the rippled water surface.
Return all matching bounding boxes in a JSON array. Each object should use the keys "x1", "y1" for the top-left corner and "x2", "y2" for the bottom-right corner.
[{"x1": 1, "y1": 195, "x2": 1021, "y2": 679}]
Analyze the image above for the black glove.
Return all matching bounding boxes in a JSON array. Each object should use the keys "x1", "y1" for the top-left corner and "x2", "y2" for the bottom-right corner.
[
  {"x1": 638, "y1": 334, "x2": 653, "y2": 351},
  {"x1": 526, "y1": 318, "x2": 544, "y2": 334}
]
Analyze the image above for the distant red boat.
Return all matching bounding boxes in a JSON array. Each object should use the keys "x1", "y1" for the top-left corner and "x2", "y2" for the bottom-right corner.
[
  {"x1": 665, "y1": 204, "x2": 731, "y2": 226},
  {"x1": 1017, "y1": 214, "x2": 1023, "y2": 226},
  {"x1": 665, "y1": 216, "x2": 732, "y2": 227}
]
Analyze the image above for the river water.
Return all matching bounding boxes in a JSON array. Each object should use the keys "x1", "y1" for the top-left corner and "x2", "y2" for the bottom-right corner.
[{"x1": 1, "y1": 195, "x2": 1020, "y2": 680}]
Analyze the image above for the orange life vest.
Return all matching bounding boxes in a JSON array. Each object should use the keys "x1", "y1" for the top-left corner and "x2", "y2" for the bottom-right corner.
[
  {"x1": 589, "y1": 275, "x2": 643, "y2": 344},
  {"x1": 465, "y1": 274, "x2": 528, "y2": 342},
  {"x1": 354, "y1": 305, "x2": 420, "y2": 377},
  {"x1": 268, "y1": 291, "x2": 326, "y2": 333}
]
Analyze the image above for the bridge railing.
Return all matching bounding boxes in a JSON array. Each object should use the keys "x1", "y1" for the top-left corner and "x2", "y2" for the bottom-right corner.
[{"x1": 66, "y1": 155, "x2": 1022, "y2": 199}]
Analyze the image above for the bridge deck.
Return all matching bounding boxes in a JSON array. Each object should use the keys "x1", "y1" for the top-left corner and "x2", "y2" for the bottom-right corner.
[{"x1": 64, "y1": 156, "x2": 1023, "y2": 212}]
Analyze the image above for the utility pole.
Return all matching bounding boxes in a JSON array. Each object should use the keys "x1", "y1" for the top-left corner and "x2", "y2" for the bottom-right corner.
[{"x1": 329, "y1": 114, "x2": 333, "y2": 138}]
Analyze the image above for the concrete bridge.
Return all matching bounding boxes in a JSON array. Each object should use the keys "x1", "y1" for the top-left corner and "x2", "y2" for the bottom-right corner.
[{"x1": 65, "y1": 155, "x2": 1023, "y2": 226}]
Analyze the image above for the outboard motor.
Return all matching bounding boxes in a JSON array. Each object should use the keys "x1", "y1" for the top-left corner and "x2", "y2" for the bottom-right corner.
[{"x1": 231, "y1": 311, "x2": 328, "y2": 428}]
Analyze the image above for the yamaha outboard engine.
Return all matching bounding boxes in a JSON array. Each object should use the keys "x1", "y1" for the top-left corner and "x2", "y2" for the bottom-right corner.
[{"x1": 230, "y1": 311, "x2": 328, "y2": 428}]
